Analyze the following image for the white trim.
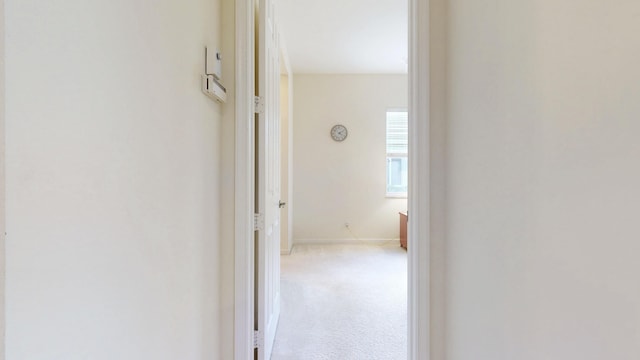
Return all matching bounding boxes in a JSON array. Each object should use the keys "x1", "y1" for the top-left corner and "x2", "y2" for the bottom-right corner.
[
  {"x1": 0, "y1": 0, "x2": 5, "y2": 357},
  {"x1": 234, "y1": 0, "x2": 255, "y2": 358},
  {"x1": 408, "y1": 0, "x2": 433, "y2": 359}
]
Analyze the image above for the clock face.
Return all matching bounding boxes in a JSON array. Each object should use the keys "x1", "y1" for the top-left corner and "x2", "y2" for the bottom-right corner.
[{"x1": 330, "y1": 124, "x2": 348, "y2": 142}]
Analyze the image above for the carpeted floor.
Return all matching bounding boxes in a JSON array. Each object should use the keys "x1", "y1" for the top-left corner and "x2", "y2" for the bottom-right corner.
[{"x1": 271, "y1": 243, "x2": 407, "y2": 360}]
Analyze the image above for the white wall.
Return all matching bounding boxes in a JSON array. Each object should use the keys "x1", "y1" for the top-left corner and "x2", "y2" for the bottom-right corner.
[
  {"x1": 446, "y1": 0, "x2": 640, "y2": 359},
  {"x1": 218, "y1": 0, "x2": 236, "y2": 359},
  {"x1": 0, "y1": 0, "x2": 5, "y2": 357},
  {"x1": 5, "y1": 0, "x2": 229, "y2": 358},
  {"x1": 427, "y1": 0, "x2": 447, "y2": 357},
  {"x1": 293, "y1": 74, "x2": 407, "y2": 243}
]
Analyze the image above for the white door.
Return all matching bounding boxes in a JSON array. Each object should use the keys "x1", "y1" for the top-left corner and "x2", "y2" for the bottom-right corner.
[{"x1": 256, "y1": 0, "x2": 281, "y2": 358}]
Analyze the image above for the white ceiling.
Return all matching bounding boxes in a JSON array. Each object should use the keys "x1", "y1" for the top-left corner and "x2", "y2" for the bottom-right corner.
[{"x1": 276, "y1": 0, "x2": 408, "y2": 74}]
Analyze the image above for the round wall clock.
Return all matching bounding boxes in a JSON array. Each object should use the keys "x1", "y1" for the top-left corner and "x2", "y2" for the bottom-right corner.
[{"x1": 330, "y1": 124, "x2": 348, "y2": 142}]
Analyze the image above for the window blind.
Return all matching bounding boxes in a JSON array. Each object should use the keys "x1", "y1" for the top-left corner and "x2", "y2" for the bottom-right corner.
[{"x1": 386, "y1": 111, "x2": 408, "y2": 154}]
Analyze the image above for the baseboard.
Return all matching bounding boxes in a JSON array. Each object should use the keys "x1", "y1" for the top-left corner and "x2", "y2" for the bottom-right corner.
[{"x1": 293, "y1": 238, "x2": 400, "y2": 246}]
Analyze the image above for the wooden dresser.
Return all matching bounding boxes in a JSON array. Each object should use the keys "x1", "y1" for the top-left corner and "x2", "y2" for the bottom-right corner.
[{"x1": 399, "y1": 211, "x2": 408, "y2": 249}]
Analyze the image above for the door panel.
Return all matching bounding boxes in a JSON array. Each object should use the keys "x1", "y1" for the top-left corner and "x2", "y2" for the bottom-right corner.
[{"x1": 256, "y1": 0, "x2": 281, "y2": 358}]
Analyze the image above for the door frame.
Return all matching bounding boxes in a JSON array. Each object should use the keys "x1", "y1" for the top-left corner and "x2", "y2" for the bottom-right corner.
[
  {"x1": 234, "y1": 0, "x2": 441, "y2": 359},
  {"x1": 233, "y1": 0, "x2": 256, "y2": 359},
  {"x1": 1, "y1": 0, "x2": 6, "y2": 357}
]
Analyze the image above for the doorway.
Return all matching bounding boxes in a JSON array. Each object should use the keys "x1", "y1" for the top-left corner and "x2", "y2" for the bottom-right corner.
[
  {"x1": 233, "y1": 0, "x2": 440, "y2": 359},
  {"x1": 273, "y1": 2, "x2": 409, "y2": 357}
]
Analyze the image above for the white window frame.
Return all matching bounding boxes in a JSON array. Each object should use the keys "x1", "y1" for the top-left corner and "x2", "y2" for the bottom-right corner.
[{"x1": 386, "y1": 109, "x2": 409, "y2": 198}]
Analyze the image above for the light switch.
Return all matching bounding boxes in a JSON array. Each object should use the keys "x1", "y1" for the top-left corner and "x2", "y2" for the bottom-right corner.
[
  {"x1": 213, "y1": 51, "x2": 222, "y2": 80},
  {"x1": 206, "y1": 47, "x2": 223, "y2": 80}
]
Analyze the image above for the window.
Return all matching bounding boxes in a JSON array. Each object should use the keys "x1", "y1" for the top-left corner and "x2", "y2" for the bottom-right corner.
[{"x1": 386, "y1": 110, "x2": 408, "y2": 197}]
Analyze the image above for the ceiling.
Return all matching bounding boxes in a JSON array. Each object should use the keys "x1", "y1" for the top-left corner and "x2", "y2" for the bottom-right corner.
[{"x1": 276, "y1": 0, "x2": 408, "y2": 74}]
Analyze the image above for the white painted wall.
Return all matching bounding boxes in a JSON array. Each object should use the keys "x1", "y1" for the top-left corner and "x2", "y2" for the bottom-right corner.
[
  {"x1": 5, "y1": 0, "x2": 228, "y2": 358},
  {"x1": 446, "y1": 1, "x2": 640, "y2": 359},
  {"x1": 293, "y1": 74, "x2": 407, "y2": 243},
  {"x1": 0, "y1": 0, "x2": 5, "y2": 357},
  {"x1": 426, "y1": 0, "x2": 447, "y2": 357},
  {"x1": 218, "y1": 0, "x2": 236, "y2": 359}
]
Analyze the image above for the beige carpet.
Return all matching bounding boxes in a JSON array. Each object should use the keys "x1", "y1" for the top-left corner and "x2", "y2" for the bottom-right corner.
[{"x1": 271, "y1": 243, "x2": 407, "y2": 360}]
